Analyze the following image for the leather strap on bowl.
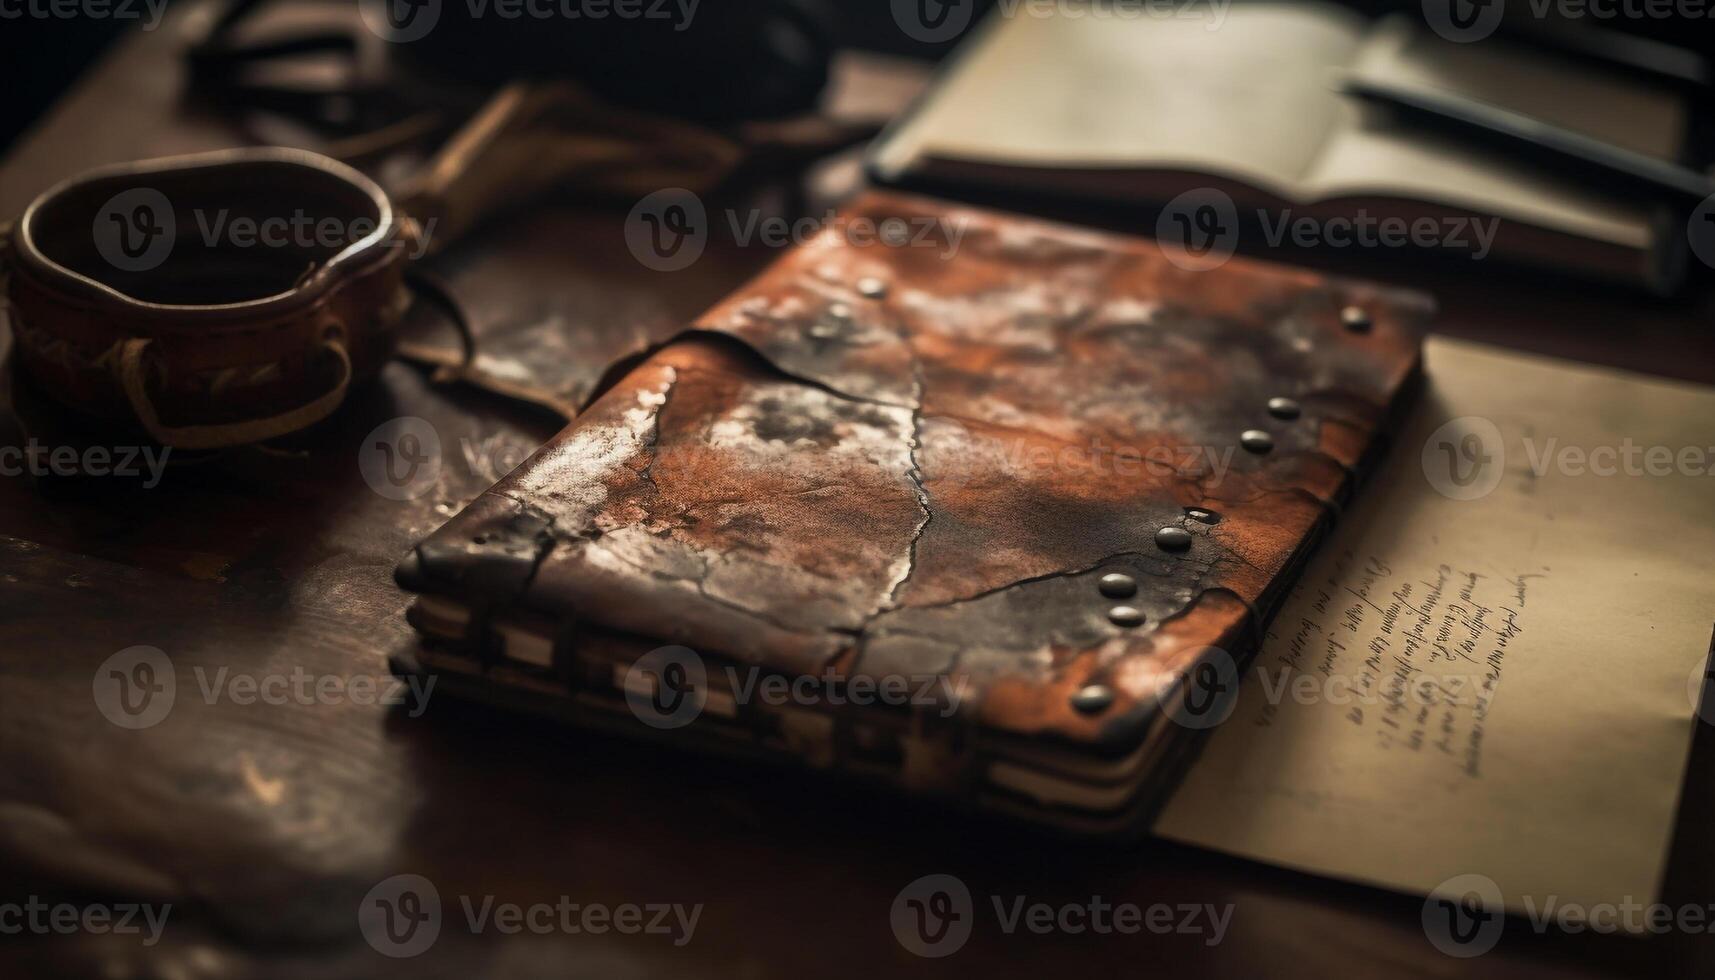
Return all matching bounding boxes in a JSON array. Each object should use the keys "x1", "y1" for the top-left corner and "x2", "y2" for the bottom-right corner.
[{"x1": 117, "y1": 335, "x2": 353, "y2": 450}]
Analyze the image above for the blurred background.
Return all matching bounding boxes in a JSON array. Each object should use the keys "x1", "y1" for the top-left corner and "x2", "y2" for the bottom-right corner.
[{"x1": 5, "y1": 0, "x2": 1714, "y2": 155}]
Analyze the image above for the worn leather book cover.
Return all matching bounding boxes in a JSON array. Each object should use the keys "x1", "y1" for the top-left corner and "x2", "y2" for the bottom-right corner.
[{"x1": 394, "y1": 191, "x2": 1429, "y2": 834}]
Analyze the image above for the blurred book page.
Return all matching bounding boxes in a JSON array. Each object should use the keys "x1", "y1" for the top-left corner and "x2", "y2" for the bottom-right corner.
[
  {"x1": 872, "y1": 5, "x2": 1683, "y2": 277},
  {"x1": 869, "y1": 3, "x2": 1367, "y2": 192},
  {"x1": 1156, "y1": 337, "x2": 1715, "y2": 923},
  {"x1": 1315, "y1": 14, "x2": 1680, "y2": 250}
]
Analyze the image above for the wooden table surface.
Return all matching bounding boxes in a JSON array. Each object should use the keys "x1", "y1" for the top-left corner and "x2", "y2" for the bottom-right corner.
[{"x1": 2, "y1": 7, "x2": 1712, "y2": 979}]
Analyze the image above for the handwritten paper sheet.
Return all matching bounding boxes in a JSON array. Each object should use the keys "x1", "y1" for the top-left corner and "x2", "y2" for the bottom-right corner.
[{"x1": 1156, "y1": 337, "x2": 1715, "y2": 917}]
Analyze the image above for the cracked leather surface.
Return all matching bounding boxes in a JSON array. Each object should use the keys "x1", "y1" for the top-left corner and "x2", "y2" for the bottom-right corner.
[{"x1": 401, "y1": 191, "x2": 1429, "y2": 751}]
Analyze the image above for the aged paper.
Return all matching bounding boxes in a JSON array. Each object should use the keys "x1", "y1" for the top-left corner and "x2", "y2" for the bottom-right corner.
[{"x1": 1156, "y1": 337, "x2": 1715, "y2": 918}]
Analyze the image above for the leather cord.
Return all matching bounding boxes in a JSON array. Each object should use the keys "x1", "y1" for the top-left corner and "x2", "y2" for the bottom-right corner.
[
  {"x1": 117, "y1": 336, "x2": 353, "y2": 450},
  {"x1": 400, "y1": 266, "x2": 477, "y2": 373}
]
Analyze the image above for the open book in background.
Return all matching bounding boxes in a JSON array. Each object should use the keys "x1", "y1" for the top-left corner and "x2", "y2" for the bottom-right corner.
[{"x1": 868, "y1": 2, "x2": 1698, "y2": 292}]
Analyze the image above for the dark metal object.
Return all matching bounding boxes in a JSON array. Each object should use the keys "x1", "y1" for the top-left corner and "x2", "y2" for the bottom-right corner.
[
  {"x1": 1098, "y1": 572, "x2": 1137, "y2": 598},
  {"x1": 1071, "y1": 685, "x2": 1116, "y2": 714},
  {"x1": 1267, "y1": 397, "x2": 1301, "y2": 419},
  {"x1": 1107, "y1": 606, "x2": 1147, "y2": 628},
  {"x1": 1240, "y1": 430, "x2": 1274, "y2": 453},
  {"x1": 1155, "y1": 527, "x2": 1193, "y2": 551}
]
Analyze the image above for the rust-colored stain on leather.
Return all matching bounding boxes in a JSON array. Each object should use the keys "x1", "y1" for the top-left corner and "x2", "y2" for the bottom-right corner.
[{"x1": 404, "y1": 191, "x2": 1428, "y2": 749}]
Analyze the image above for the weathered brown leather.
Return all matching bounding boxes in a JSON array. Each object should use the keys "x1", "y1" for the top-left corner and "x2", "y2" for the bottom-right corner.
[
  {"x1": 12, "y1": 13, "x2": 1715, "y2": 977},
  {"x1": 4, "y1": 148, "x2": 412, "y2": 448},
  {"x1": 397, "y1": 190, "x2": 1429, "y2": 827}
]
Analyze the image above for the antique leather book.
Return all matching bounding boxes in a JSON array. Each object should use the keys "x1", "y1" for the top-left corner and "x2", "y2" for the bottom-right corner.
[{"x1": 394, "y1": 191, "x2": 1429, "y2": 835}]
